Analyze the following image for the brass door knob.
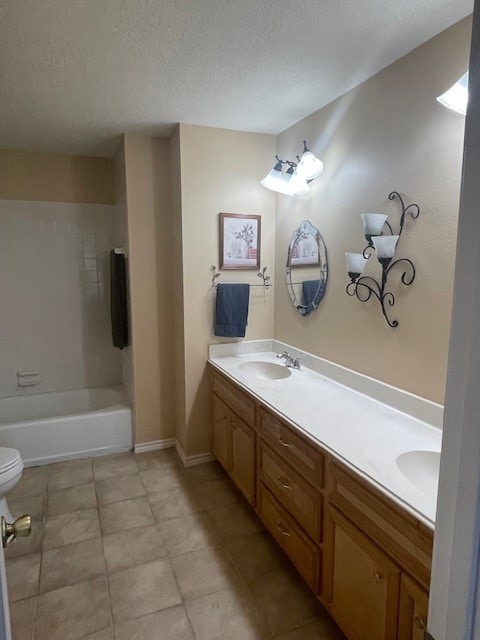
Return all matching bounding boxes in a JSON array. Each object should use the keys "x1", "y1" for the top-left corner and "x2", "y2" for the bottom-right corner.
[{"x1": 1, "y1": 515, "x2": 31, "y2": 548}]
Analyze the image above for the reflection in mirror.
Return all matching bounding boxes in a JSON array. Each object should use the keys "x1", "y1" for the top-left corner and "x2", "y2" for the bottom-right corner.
[{"x1": 286, "y1": 220, "x2": 328, "y2": 316}]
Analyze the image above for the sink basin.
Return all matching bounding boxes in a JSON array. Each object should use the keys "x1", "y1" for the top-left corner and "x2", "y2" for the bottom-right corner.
[
  {"x1": 396, "y1": 450, "x2": 441, "y2": 498},
  {"x1": 239, "y1": 361, "x2": 292, "y2": 381}
]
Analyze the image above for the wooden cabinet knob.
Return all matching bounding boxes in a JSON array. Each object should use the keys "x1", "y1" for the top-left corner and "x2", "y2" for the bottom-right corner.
[
  {"x1": 278, "y1": 436, "x2": 292, "y2": 448},
  {"x1": 278, "y1": 477, "x2": 292, "y2": 490},
  {"x1": 372, "y1": 571, "x2": 383, "y2": 583},
  {"x1": 414, "y1": 615, "x2": 426, "y2": 631},
  {"x1": 276, "y1": 522, "x2": 291, "y2": 537}
]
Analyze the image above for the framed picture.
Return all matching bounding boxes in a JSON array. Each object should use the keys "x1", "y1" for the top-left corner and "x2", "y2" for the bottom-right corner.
[{"x1": 219, "y1": 213, "x2": 261, "y2": 270}]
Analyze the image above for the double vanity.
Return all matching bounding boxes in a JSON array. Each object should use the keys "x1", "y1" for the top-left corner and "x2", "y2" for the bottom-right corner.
[{"x1": 208, "y1": 340, "x2": 442, "y2": 640}]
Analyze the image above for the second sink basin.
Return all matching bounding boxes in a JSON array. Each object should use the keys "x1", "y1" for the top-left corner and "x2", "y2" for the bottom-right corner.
[
  {"x1": 396, "y1": 450, "x2": 441, "y2": 500},
  {"x1": 239, "y1": 361, "x2": 292, "y2": 380}
]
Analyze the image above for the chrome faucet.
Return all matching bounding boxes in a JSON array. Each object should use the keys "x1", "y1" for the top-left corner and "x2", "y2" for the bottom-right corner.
[{"x1": 276, "y1": 351, "x2": 301, "y2": 369}]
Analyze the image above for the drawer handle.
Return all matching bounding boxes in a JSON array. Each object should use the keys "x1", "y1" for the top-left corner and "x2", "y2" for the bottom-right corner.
[
  {"x1": 278, "y1": 477, "x2": 292, "y2": 490},
  {"x1": 276, "y1": 522, "x2": 291, "y2": 537},
  {"x1": 414, "y1": 615, "x2": 426, "y2": 631},
  {"x1": 372, "y1": 572, "x2": 383, "y2": 583},
  {"x1": 278, "y1": 436, "x2": 292, "y2": 448}
]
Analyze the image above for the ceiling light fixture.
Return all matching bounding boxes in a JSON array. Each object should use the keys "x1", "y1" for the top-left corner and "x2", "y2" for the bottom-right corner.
[
  {"x1": 436, "y1": 72, "x2": 468, "y2": 115},
  {"x1": 260, "y1": 141, "x2": 323, "y2": 197}
]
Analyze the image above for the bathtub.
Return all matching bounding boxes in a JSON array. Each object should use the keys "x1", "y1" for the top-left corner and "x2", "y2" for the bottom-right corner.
[{"x1": 0, "y1": 386, "x2": 132, "y2": 467}]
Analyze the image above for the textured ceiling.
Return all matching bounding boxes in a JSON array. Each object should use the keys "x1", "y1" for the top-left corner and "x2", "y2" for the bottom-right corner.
[{"x1": 0, "y1": 1, "x2": 473, "y2": 156}]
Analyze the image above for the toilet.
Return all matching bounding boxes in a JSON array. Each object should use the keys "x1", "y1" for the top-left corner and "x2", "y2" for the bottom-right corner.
[{"x1": 0, "y1": 448, "x2": 24, "y2": 522}]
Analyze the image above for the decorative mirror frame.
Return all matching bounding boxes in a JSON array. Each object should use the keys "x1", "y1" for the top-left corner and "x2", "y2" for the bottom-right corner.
[{"x1": 286, "y1": 220, "x2": 328, "y2": 316}]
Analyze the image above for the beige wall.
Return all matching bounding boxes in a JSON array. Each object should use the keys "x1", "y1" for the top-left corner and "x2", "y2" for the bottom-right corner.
[
  {"x1": 274, "y1": 17, "x2": 471, "y2": 405},
  {"x1": 0, "y1": 149, "x2": 115, "y2": 204},
  {"x1": 121, "y1": 134, "x2": 175, "y2": 445},
  {"x1": 179, "y1": 124, "x2": 276, "y2": 454}
]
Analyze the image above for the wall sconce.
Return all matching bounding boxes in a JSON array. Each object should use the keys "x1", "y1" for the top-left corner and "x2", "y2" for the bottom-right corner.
[
  {"x1": 437, "y1": 72, "x2": 468, "y2": 115},
  {"x1": 261, "y1": 141, "x2": 323, "y2": 197},
  {"x1": 345, "y1": 191, "x2": 420, "y2": 328}
]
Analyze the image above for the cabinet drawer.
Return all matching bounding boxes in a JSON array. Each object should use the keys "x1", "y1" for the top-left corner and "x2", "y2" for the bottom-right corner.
[
  {"x1": 259, "y1": 442, "x2": 322, "y2": 541},
  {"x1": 211, "y1": 370, "x2": 255, "y2": 427},
  {"x1": 258, "y1": 482, "x2": 320, "y2": 592},
  {"x1": 328, "y1": 463, "x2": 433, "y2": 589},
  {"x1": 258, "y1": 407, "x2": 323, "y2": 488}
]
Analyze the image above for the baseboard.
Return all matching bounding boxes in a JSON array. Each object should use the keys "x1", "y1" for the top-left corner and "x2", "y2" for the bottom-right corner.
[
  {"x1": 133, "y1": 439, "x2": 176, "y2": 454},
  {"x1": 174, "y1": 440, "x2": 215, "y2": 467},
  {"x1": 23, "y1": 444, "x2": 132, "y2": 468},
  {"x1": 133, "y1": 438, "x2": 214, "y2": 467}
]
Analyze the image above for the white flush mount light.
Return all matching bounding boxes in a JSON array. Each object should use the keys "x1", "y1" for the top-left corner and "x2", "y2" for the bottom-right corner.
[
  {"x1": 260, "y1": 141, "x2": 323, "y2": 197},
  {"x1": 436, "y1": 72, "x2": 468, "y2": 115}
]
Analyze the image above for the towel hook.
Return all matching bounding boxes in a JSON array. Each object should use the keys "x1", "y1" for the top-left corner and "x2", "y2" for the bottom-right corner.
[{"x1": 211, "y1": 266, "x2": 221, "y2": 289}]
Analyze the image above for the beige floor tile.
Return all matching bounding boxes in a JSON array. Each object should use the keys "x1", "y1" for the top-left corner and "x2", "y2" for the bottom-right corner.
[
  {"x1": 208, "y1": 501, "x2": 263, "y2": 541},
  {"x1": 250, "y1": 569, "x2": 322, "y2": 636},
  {"x1": 9, "y1": 492, "x2": 46, "y2": 520},
  {"x1": 226, "y1": 531, "x2": 288, "y2": 584},
  {"x1": 99, "y1": 496, "x2": 153, "y2": 535},
  {"x1": 140, "y1": 466, "x2": 187, "y2": 494},
  {"x1": 96, "y1": 474, "x2": 145, "y2": 505},
  {"x1": 10, "y1": 596, "x2": 36, "y2": 640},
  {"x1": 81, "y1": 628, "x2": 114, "y2": 640},
  {"x1": 93, "y1": 454, "x2": 137, "y2": 481},
  {"x1": 47, "y1": 482, "x2": 97, "y2": 516},
  {"x1": 10, "y1": 467, "x2": 48, "y2": 499},
  {"x1": 186, "y1": 586, "x2": 273, "y2": 640},
  {"x1": 48, "y1": 461, "x2": 93, "y2": 492},
  {"x1": 108, "y1": 559, "x2": 181, "y2": 621},
  {"x1": 6, "y1": 553, "x2": 40, "y2": 602},
  {"x1": 193, "y1": 478, "x2": 243, "y2": 510},
  {"x1": 40, "y1": 538, "x2": 104, "y2": 593},
  {"x1": 274, "y1": 614, "x2": 346, "y2": 640},
  {"x1": 114, "y1": 605, "x2": 195, "y2": 640},
  {"x1": 148, "y1": 484, "x2": 203, "y2": 521},
  {"x1": 35, "y1": 576, "x2": 111, "y2": 640},
  {"x1": 184, "y1": 460, "x2": 227, "y2": 484},
  {"x1": 170, "y1": 543, "x2": 240, "y2": 601},
  {"x1": 5, "y1": 518, "x2": 43, "y2": 559},
  {"x1": 43, "y1": 508, "x2": 100, "y2": 550},
  {"x1": 157, "y1": 512, "x2": 222, "y2": 556},
  {"x1": 135, "y1": 448, "x2": 179, "y2": 472},
  {"x1": 103, "y1": 524, "x2": 166, "y2": 573}
]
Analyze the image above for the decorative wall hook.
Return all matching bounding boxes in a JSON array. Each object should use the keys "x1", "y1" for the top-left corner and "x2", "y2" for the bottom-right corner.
[
  {"x1": 345, "y1": 191, "x2": 420, "y2": 328},
  {"x1": 257, "y1": 267, "x2": 271, "y2": 289}
]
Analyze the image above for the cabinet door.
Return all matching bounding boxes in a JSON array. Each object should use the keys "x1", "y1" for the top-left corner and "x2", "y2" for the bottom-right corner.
[
  {"x1": 398, "y1": 574, "x2": 428, "y2": 640},
  {"x1": 231, "y1": 415, "x2": 255, "y2": 505},
  {"x1": 212, "y1": 394, "x2": 231, "y2": 472},
  {"x1": 324, "y1": 506, "x2": 401, "y2": 640}
]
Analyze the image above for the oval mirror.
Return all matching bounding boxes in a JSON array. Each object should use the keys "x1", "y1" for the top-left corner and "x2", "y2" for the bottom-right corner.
[{"x1": 286, "y1": 220, "x2": 328, "y2": 316}]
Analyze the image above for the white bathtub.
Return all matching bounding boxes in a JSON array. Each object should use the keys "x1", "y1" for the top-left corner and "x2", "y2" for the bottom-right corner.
[{"x1": 0, "y1": 386, "x2": 132, "y2": 467}]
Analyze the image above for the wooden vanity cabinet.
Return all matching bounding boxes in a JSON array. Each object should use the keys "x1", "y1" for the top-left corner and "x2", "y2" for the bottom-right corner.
[
  {"x1": 211, "y1": 372, "x2": 256, "y2": 506},
  {"x1": 324, "y1": 506, "x2": 401, "y2": 640},
  {"x1": 397, "y1": 574, "x2": 429, "y2": 640},
  {"x1": 209, "y1": 366, "x2": 433, "y2": 640}
]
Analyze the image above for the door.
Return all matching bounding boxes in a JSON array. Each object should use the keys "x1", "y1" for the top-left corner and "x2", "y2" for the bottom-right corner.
[
  {"x1": 230, "y1": 415, "x2": 255, "y2": 505},
  {"x1": 325, "y1": 506, "x2": 401, "y2": 640},
  {"x1": 0, "y1": 539, "x2": 11, "y2": 640},
  {"x1": 212, "y1": 394, "x2": 231, "y2": 472},
  {"x1": 398, "y1": 574, "x2": 428, "y2": 640}
]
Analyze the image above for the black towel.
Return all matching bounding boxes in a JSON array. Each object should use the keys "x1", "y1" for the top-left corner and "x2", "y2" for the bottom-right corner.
[
  {"x1": 300, "y1": 279, "x2": 326, "y2": 317},
  {"x1": 110, "y1": 251, "x2": 129, "y2": 349},
  {"x1": 214, "y1": 283, "x2": 250, "y2": 338}
]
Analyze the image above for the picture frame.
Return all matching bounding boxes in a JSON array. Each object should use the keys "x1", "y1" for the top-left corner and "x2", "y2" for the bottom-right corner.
[{"x1": 219, "y1": 213, "x2": 261, "y2": 270}]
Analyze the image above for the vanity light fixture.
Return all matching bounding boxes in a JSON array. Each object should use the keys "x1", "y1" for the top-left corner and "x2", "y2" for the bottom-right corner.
[
  {"x1": 260, "y1": 141, "x2": 323, "y2": 197},
  {"x1": 436, "y1": 72, "x2": 468, "y2": 115},
  {"x1": 345, "y1": 191, "x2": 420, "y2": 328}
]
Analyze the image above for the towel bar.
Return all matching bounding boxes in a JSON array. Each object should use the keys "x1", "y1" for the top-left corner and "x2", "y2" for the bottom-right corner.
[{"x1": 211, "y1": 266, "x2": 272, "y2": 289}]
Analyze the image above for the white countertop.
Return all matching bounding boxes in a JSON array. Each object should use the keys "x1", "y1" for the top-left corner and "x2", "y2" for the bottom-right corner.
[{"x1": 209, "y1": 340, "x2": 443, "y2": 529}]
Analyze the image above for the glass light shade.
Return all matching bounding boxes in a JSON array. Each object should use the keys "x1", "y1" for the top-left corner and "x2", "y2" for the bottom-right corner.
[
  {"x1": 361, "y1": 213, "x2": 388, "y2": 237},
  {"x1": 260, "y1": 159, "x2": 284, "y2": 192},
  {"x1": 291, "y1": 169, "x2": 310, "y2": 196},
  {"x1": 278, "y1": 167, "x2": 296, "y2": 196},
  {"x1": 372, "y1": 235, "x2": 399, "y2": 259},
  {"x1": 436, "y1": 72, "x2": 468, "y2": 116},
  {"x1": 345, "y1": 253, "x2": 368, "y2": 278},
  {"x1": 296, "y1": 151, "x2": 324, "y2": 181}
]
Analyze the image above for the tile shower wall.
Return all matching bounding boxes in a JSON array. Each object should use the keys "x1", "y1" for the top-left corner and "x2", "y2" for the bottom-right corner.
[{"x1": 0, "y1": 199, "x2": 123, "y2": 398}]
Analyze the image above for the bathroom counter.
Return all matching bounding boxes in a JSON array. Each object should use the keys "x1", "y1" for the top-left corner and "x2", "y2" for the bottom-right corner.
[{"x1": 208, "y1": 340, "x2": 442, "y2": 529}]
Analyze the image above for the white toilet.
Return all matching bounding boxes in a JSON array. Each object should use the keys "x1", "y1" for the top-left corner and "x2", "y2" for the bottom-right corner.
[{"x1": 0, "y1": 448, "x2": 24, "y2": 522}]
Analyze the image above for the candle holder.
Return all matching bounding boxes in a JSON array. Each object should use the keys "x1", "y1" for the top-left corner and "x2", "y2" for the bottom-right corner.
[{"x1": 345, "y1": 191, "x2": 420, "y2": 328}]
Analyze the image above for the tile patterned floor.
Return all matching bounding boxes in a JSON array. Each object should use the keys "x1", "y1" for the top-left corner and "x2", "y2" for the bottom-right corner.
[{"x1": 6, "y1": 449, "x2": 346, "y2": 640}]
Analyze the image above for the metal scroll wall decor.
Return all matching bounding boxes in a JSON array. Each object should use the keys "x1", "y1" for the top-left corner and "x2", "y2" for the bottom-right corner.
[{"x1": 345, "y1": 191, "x2": 420, "y2": 328}]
